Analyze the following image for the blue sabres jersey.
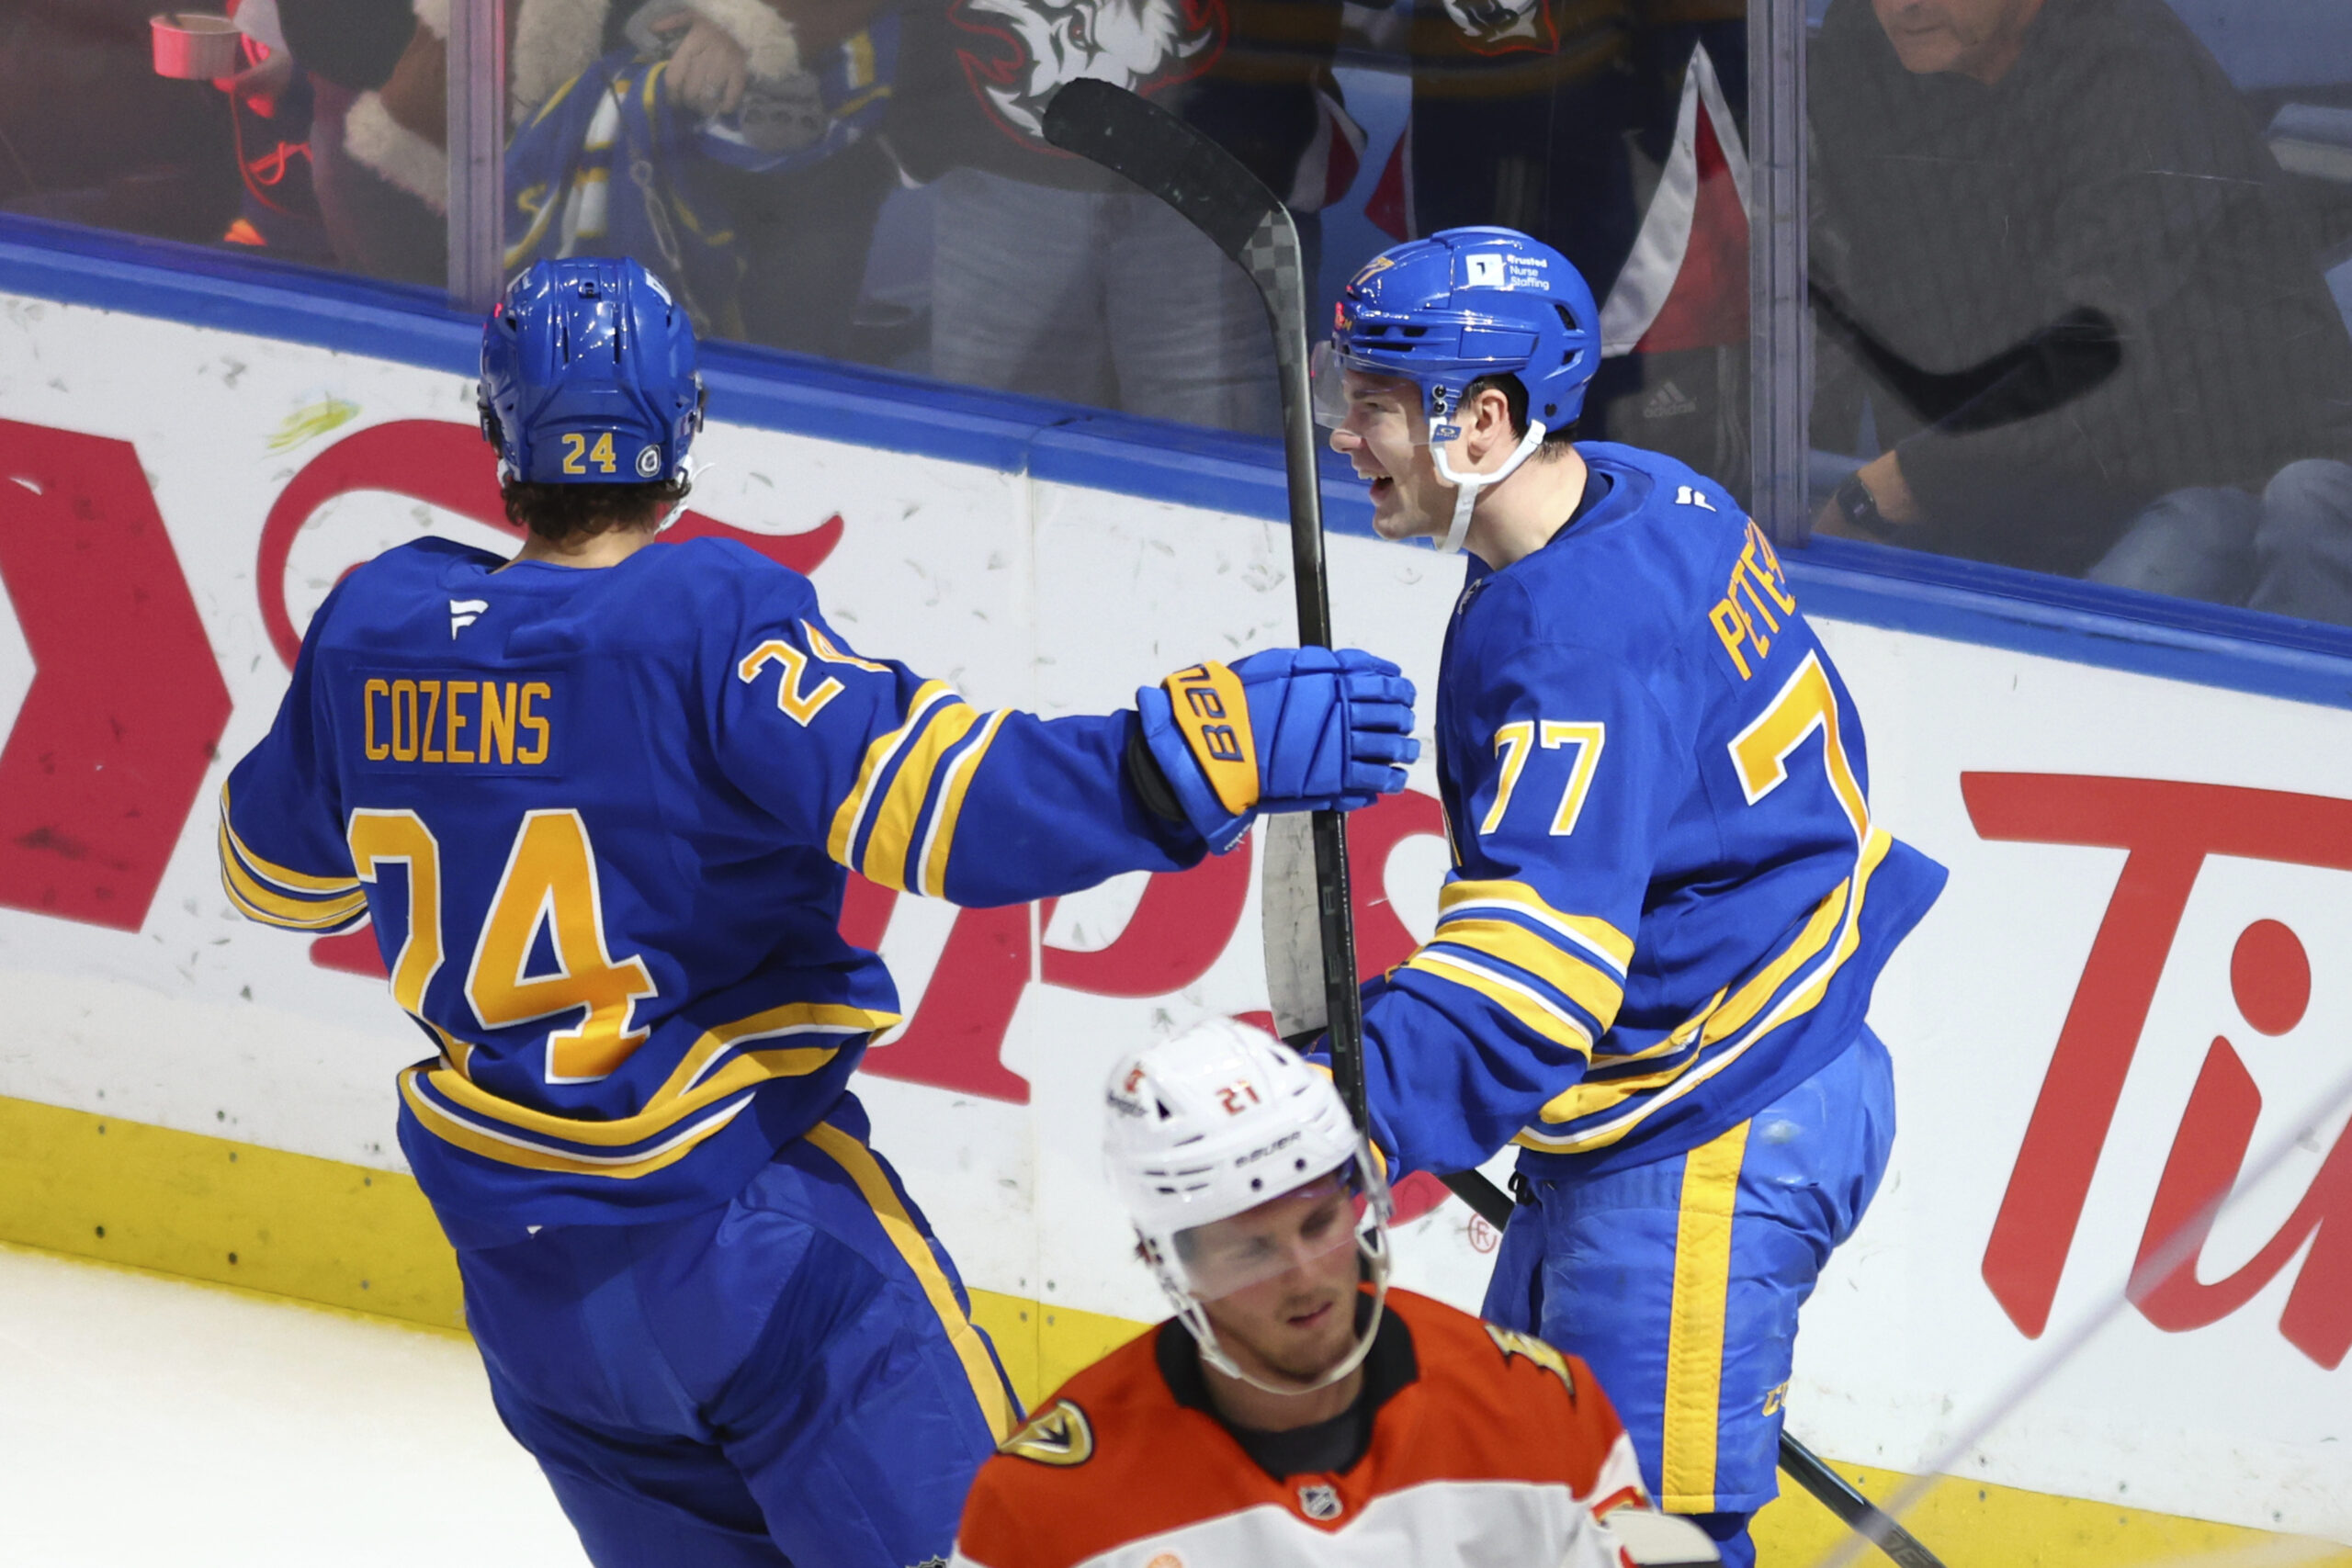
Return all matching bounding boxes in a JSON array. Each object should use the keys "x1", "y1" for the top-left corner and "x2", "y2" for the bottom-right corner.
[
  {"x1": 221, "y1": 536, "x2": 1201, "y2": 1229},
  {"x1": 1359, "y1": 444, "x2": 1946, "y2": 1179}
]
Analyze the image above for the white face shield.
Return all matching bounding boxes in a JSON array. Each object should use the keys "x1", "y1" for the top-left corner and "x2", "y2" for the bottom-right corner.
[
  {"x1": 1311, "y1": 342, "x2": 1548, "y2": 556},
  {"x1": 1169, "y1": 1165, "x2": 1363, "y2": 1302}
]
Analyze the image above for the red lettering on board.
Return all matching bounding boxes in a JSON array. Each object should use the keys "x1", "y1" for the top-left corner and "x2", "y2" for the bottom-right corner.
[
  {"x1": 1966, "y1": 773, "x2": 2352, "y2": 1365},
  {"x1": 0, "y1": 420, "x2": 232, "y2": 931},
  {"x1": 856, "y1": 790, "x2": 1450, "y2": 1107}
]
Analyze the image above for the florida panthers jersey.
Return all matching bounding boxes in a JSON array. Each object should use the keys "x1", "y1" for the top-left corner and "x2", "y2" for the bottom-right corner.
[
  {"x1": 1360, "y1": 444, "x2": 1947, "y2": 1179},
  {"x1": 951, "y1": 1290, "x2": 1648, "y2": 1568},
  {"x1": 220, "y1": 536, "x2": 1204, "y2": 1229}
]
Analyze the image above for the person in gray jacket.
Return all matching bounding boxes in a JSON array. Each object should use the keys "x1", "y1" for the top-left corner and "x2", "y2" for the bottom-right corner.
[{"x1": 1808, "y1": 0, "x2": 2352, "y2": 626}]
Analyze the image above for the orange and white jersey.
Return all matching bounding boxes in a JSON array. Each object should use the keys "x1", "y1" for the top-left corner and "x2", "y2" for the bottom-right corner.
[{"x1": 951, "y1": 1289, "x2": 1648, "y2": 1568}]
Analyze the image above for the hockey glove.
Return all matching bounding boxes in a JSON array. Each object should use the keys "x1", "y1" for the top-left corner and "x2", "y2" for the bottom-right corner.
[{"x1": 1135, "y1": 648, "x2": 1418, "y2": 853}]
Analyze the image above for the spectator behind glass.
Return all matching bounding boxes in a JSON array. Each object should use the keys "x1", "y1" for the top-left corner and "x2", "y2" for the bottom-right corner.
[
  {"x1": 0, "y1": 0, "x2": 241, "y2": 243},
  {"x1": 883, "y1": 0, "x2": 1352, "y2": 435},
  {"x1": 320, "y1": 0, "x2": 893, "y2": 355},
  {"x1": 279, "y1": 0, "x2": 443, "y2": 285},
  {"x1": 1407, "y1": 0, "x2": 1754, "y2": 490},
  {"x1": 1808, "y1": 0, "x2": 2352, "y2": 626}
]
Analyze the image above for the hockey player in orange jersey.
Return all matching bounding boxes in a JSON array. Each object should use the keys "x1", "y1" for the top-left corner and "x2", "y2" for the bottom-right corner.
[{"x1": 950, "y1": 1019, "x2": 1719, "y2": 1568}]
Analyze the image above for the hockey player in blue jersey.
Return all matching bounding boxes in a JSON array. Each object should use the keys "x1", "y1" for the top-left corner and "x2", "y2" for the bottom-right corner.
[
  {"x1": 218, "y1": 256, "x2": 1418, "y2": 1568},
  {"x1": 1313, "y1": 228, "x2": 1947, "y2": 1565}
]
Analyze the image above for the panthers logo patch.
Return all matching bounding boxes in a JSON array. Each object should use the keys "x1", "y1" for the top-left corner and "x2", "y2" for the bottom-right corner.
[{"x1": 1001, "y1": 1398, "x2": 1095, "y2": 1467}]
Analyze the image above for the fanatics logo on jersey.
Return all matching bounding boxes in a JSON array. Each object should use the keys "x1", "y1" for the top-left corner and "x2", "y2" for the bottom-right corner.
[
  {"x1": 1297, "y1": 1483, "x2": 1343, "y2": 1521},
  {"x1": 448, "y1": 598, "x2": 488, "y2": 638},
  {"x1": 1001, "y1": 1398, "x2": 1094, "y2": 1467}
]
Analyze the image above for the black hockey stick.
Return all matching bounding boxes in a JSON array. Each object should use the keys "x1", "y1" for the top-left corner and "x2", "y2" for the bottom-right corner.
[
  {"x1": 1042, "y1": 79, "x2": 1944, "y2": 1568},
  {"x1": 1043, "y1": 78, "x2": 1370, "y2": 1134}
]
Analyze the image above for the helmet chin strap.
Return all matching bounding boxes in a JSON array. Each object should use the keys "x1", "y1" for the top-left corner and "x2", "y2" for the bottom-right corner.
[{"x1": 1428, "y1": 419, "x2": 1547, "y2": 556}]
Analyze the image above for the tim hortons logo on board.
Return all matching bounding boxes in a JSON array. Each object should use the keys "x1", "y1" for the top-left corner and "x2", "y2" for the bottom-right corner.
[{"x1": 1966, "y1": 773, "x2": 2352, "y2": 1369}]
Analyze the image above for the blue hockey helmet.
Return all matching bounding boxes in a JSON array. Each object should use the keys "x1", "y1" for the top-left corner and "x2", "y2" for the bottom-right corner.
[
  {"x1": 479, "y1": 257, "x2": 705, "y2": 485},
  {"x1": 1317, "y1": 227, "x2": 1600, "y2": 441},
  {"x1": 1316, "y1": 228, "x2": 1600, "y2": 554}
]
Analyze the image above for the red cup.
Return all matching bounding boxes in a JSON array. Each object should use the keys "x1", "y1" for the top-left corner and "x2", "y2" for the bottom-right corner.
[{"x1": 151, "y1": 13, "x2": 243, "y2": 80}]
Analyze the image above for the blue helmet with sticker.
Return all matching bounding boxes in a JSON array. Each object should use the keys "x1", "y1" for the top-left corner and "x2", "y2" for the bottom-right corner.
[
  {"x1": 1329, "y1": 227, "x2": 1600, "y2": 439},
  {"x1": 479, "y1": 256, "x2": 705, "y2": 486}
]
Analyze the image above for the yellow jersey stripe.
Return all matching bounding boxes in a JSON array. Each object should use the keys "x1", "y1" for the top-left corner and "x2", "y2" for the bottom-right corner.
[
  {"x1": 1438, "y1": 879, "x2": 1634, "y2": 974},
  {"x1": 1688, "y1": 877, "x2": 1852, "y2": 1053},
  {"x1": 1661, "y1": 1120, "x2": 1749, "y2": 1512},
  {"x1": 220, "y1": 786, "x2": 362, "y2": 895},
  {"x1": 860, "y1": 700, "x2": 983, "y2": 892},
  {"x1": 826, "y1": 681, "x2": 956, "y2": 869},
  {"x1": 220, "y1": 874, "x2": 365, "y2": 931},
  {"x1": 804, "y1": 1122, "x2": 1017, "y2": 1443},
  {"x1": 653, "y1": 1001, "x2": 903, "y2": 1103},
  {"x1": 1533, "y1": 1053, "x2": 1703, "y2": 1126},
  {"x1": 1763, "y1": 833, "x2": 1893, "y2": 1031},
  {"x1": 1430, "y1": 917, "x2": 1625, "y2": 1030},
  {"x1": 1525, "y1": 867, "x2": 1855, "y2": 1131},
  {"x1": 399, "y1": 1068, "x2": 746, "y2": 1178},
  {"x1": 220, "y1": 821, "x2": 368, "y2": 928},
  {"x1": 1403, "y1": 949, "x2": 1595, "y2": 1055},
  {"x1": 917, "y1": 707, "x2": 1012, "y2": 899},
  {"x1": 1516, "y1": 828, "x2": 1894, "y2": 1155},
  {"x1": 416, "y1": 1010, "x2": 892, "y2": 1150}
]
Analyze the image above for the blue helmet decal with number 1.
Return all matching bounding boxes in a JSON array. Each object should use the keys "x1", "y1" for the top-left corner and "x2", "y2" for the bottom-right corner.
[{"x1": 479, "y1": 257, "x2": 706, "y2": 486}]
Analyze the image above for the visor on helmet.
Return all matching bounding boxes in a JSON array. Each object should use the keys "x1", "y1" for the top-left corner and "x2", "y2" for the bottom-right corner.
[
  {"x1": 1160, "y1": 1146, "x2": 1392, "y2": 1303},
  {"x1": 1311, "y1": 341, "x2": 1454, "y2": 446}
]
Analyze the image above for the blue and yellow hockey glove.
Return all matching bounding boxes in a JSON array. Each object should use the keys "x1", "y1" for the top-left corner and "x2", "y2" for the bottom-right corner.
[{"x1": 1133, "y1": 648, "x2": 1419, "y2": 852}]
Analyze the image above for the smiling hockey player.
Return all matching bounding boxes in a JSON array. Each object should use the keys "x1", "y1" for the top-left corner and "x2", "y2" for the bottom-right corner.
[
  {"x1": 1312, "y1": 228, "x2": 1948, "y2": 1565},
  {"x1": 215, "y1": 256, "x2": 1418, "y2": 1568},
  {"x1": 950, "y1": 1019, "x2": 1712, "y2": 1568}
]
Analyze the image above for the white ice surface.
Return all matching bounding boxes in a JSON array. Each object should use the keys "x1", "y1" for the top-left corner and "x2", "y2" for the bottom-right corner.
[{"x1": 0, "y1": 1245, "x2": 590, "y2": 1567}]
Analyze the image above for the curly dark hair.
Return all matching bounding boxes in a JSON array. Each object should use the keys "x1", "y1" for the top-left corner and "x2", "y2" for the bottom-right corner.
[{"x1": 502, "y1": 476, "x2": 692, "y2": 544}]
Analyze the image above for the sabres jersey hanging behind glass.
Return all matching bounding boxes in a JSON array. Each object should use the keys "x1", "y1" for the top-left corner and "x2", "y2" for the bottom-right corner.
[{"x1": 1361, "y1": 440, "x2": 1948, "y2": 1178}]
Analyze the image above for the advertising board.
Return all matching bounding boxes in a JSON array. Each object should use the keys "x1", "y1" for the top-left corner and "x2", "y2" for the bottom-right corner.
[{"x1": 0, "y1": 278, "x2": 2346, "y2": 1549}]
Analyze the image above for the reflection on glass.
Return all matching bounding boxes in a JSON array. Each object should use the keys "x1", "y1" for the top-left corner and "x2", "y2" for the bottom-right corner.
[
  {"x1": 1404, "y1": 0, "x2": 1754, "y2": 497},
  {"x1": 0, "y1": 1, "x2": 263, "y2": 248},
  {"x1": 494, "y1": 2, "x2": 897, "y2": 358},
  {"x1": 1806, "y1": 0, "x2": 2352, "y2": 629},
  {"x1": 886, "y1": 0, "x2": 1351, "y2": 433}
]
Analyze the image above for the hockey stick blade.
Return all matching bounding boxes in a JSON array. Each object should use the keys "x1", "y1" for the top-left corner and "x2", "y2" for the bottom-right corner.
[
  {"x1": 1042, "y1": 80, "x2": 1281, "y2": 270},
  {"x1": 1261, "y1": 813, "x2": 1325, "y2": 1041}
]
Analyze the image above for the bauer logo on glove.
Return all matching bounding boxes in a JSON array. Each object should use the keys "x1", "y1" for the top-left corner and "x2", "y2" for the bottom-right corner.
[
  {"x1": 1136, "y1": 647, "x2": 1419, "y2": 853},
  {"x1": 1163, "y1": 661, "x2": 1258, "y2": 815}
]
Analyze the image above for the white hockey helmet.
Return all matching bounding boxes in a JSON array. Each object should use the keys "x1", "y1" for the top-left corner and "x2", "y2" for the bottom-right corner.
[{"x1": 1102, "y1": 1017, "x2": 1394, "y2": 1393}]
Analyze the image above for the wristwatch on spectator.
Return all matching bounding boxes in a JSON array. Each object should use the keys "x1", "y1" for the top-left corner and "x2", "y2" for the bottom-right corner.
[{"x1": 1833, "y1": 470, "x2": 1904, "y2": 540}]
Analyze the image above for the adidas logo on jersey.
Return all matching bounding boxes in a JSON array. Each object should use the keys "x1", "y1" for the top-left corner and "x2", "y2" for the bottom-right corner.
[
  {"x1": 1640, "y1": 380, "x2": 1699, "y2": 421},
  {"x1": 449, "y1": 598, "x2": 489, "y2": 638}
]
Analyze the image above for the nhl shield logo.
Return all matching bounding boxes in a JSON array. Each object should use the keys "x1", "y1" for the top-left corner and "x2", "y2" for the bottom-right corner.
[{"x1": 1297, "y1": 1483, "x2": 1343, "y2": 1521}]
